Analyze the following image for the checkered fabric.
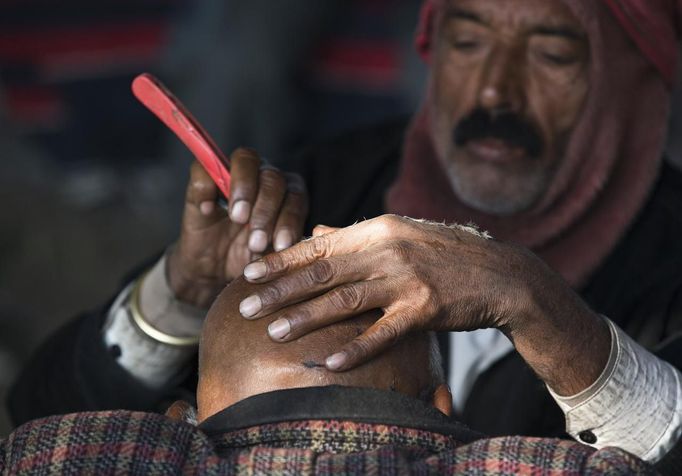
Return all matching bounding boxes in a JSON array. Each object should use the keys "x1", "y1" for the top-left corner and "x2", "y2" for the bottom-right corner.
[{"x1": 1, "y1": 410, "x2": 655, "y2": 475}]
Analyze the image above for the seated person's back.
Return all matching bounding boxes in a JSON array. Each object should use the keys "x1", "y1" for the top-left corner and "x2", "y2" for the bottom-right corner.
[{"x1": 0, "y1": 278, "x2": 654, "y2": 475}]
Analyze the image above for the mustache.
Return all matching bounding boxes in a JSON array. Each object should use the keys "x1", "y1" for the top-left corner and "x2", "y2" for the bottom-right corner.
[{"x1": 453, "y1": 108, "x2": 544, "y2": 158}]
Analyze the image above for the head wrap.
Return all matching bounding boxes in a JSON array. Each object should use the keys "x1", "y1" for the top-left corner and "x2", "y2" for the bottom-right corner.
[{"x1": 387, "y1": 0, "x2": 675, "y2": 287}]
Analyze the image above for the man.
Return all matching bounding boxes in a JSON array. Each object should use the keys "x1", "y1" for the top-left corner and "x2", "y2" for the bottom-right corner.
[
  {"x1": 0, "y1": 278, "x2": 654, "y2": 474},
  {"x1": 9, "y1": 0, "x2": 682, "y2": 467}
]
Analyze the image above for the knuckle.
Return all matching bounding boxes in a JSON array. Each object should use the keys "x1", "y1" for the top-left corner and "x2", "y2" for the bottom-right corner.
[
  {"x1": 369, "y1": 214, "x2": 405, "y2": 238},
  {"x1": 347, "y1": 318, "x2": 406, "y2": 362},
  {"x1": 263, "y1": 252, "x2": 287, "y2": 274},
  {"x1": 328, "y1": 285, "x2": 363, "y2": 312},
  {"x1": 346, "y1": 338, "x2": 374, "y2": 361},
  {"x1": 189, "y1": 176, "x2": 212, "y2": 193},
  {"x1": 260, "y1": 282, "x2": 284, "y2": 305},
  {"x1": 382, "y1": 213, "x2": 403, "y2": 226},
  {"x1": 233, "y1": 180, "x2": 257, "y2": 201},
  {"x1": 259, "y1": 167, "x2": 286, "y2": 190},
  {"x1": 286, "y1": 307, "x2": 311, "y2": 331},
  {"x1": 309, "y1": 235, "x2": 330, "y2": 260},
  {"x1": 383, "y1": 214, "x2": 404, "y2": 225},
  {"x1": 376, "y1": 320, "x2": 401, "y2": 345},
  {"x1": 414, "y1": 283, "x2": 437, "y2": 313},
  {"x1": 369, "y1": 216, "x2": 393, "y2": 237},
  {"x1": 387, "y1": 240, "x2": 414, "y2": 263},
  {"x1": 231, "y1": 147, "x2": 259, "y2": 162},
  {"x1": 306, "y1": 259, "x2": 334, "y2": 285}
]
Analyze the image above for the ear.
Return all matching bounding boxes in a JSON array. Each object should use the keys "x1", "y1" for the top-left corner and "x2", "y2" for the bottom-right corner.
[
  {"x1": 432, "y1": 384, "x2": 453, "y2": 416},
  {"x1": 165, "y1": 400, "x2": 193, "y2": 422}
]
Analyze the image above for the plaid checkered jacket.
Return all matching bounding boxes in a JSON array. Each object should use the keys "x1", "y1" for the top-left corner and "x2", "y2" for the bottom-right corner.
[{"x1": 1, "y1": 387, "x2": 655, "y2": 475}]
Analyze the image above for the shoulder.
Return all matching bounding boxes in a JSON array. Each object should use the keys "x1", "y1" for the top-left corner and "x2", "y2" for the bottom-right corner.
[
  {"x1": 2, "y1": 411, "x2": 212, "y2": 474},
  {"x1": 583, "y1": 162, "x2": 682, "y2": 342},
  {"x1": 447, "y1": 437, "x2": 655, "y2": 474}
]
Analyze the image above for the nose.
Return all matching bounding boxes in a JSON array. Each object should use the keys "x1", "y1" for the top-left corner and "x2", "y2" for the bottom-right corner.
[{"x1": 478, "y1": 46, "x2": 526, "y2": 115}]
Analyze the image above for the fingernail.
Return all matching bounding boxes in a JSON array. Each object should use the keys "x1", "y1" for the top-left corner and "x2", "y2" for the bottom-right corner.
[
  {"x1": 239, "y1": 295, "x2": 262, "y2": 318},
  {"x1": 274, "y1": 229, "x2": 293, "y2": 252},
  {"x1": 248, "y1": 230, "x2": 268, "y2": 253},
  {"x1": 230, "y1": 200, "x2": 251, "y2": 224},
  {"x1": 244, "y1": 261, "x2": 267, "y2": 281},
  {"x1": 199, "y1": 201, "x2": 215, "y2": 215},
  {"x1": 268, "y1": 318, "x2": 291, "y2": 340},
  {"x1": 326, "y1": 352, "x2": 347, "y2": 370}
]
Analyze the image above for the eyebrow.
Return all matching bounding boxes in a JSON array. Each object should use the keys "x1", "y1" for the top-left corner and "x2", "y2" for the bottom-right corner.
[
  {"x1": 444, "y1": 7, "x2": 487, "y2": 26},
  {"x1": 444, "y1": 7, "x2": 584, "y2": 42},
  {"x1": 530, "y1": 25, "x2": 585, "y2": 42}
]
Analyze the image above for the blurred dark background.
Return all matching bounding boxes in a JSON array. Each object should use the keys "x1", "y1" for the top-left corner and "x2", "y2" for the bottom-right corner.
[
  {"x1": 0, "y1": 0, "x2": 680, "y2": 436},
  {"x1": 0, "y1": 0, "x2": 427, "y2": 434}
]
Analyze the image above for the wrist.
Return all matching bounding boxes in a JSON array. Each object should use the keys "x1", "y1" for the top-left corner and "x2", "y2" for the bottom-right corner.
[
  {"x1": 506, "y1": 275, "x2": 611, "y2": 396},
  {"x1": 166, "y1": 246, "x2": 224, "y2": 308},
  {"x1": 137, "y1": 254, "x2": 208, "y2": 337}
]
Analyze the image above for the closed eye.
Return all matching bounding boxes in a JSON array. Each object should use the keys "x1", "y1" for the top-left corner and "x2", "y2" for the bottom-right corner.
[
  {"x1": 452, "y1": 40, "x2": 481, "y2": 52},
  {"x1": 541, "y1": 53, "x2": 578, "y2": 66}
]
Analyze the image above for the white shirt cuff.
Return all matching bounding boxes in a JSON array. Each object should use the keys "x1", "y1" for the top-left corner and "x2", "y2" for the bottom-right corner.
[
  {"x1": 102, "y1": 255, "x2": 206, "y2": 388},
  {"x1": 138, "y1": 253, "x2": 206, "y2": 336},
  {"x1": 549, "y1": 318, "x2": 682, "y2": 462}
]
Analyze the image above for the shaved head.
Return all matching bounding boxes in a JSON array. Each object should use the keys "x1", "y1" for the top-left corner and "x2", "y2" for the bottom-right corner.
[{"x1": 197, "y1": 278, "x2": 445, "y2": 422}]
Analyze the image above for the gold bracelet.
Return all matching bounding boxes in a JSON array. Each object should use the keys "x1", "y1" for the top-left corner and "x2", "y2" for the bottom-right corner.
[{"x1": 129, "y1": 274, "x2": 200, "y2": 347}]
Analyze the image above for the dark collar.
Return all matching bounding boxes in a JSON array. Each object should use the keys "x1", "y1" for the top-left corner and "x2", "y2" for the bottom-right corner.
[{"x1": 199, "y1": 385, "x2": 481, "y2": 443}]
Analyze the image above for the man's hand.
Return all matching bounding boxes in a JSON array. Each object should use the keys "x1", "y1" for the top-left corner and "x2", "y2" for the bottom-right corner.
[
  {"x1": 240, "y1": 215, "x2": 610, "y2": 395},
  {"x1": 167, "y1": 148, "x2": 308, "y2": 308}
]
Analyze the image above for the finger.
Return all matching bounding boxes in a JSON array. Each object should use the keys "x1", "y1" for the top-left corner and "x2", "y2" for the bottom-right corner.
[
  {"x1": 325, "y1": 311, "x2": 415, "y2": 371},
  {"x1": 199, "y1": 200, "x2": 215, "y2": 216},
  {"x1": 186, "y1": 161, "x2": 219, "y2": 205},
  {"x1": 273, "y1": 174, "x2": 309, "y2": 252},
  {"x1": 312, "y1": 225, "x2": 339, "y2": 238},
  {"x1": 239, "y1": 248, "x2": 387, "y2": 319},
  {"x1": 266, "y1": 279, "x2": 391, "y2": 342},
  {"x1": 228, "y1": 148, "x2": 261, "y2": 224},
  {"x1": 184, "y1": 161, "x2": 225, "y2": 229},
  {"x1": 224, "y1": 226, "x2": 252, "y2": 277},
  {"x1": 247, "y1": 166, "x2": 287, "y2": 253},
  {"x1": 243, "y1": 215, "x2": 404, "y2": 282}
]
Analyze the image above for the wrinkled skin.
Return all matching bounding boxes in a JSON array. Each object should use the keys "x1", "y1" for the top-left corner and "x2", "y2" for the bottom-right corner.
[
  {"x1": 196, "y1": 276, "x2": 452, "y2": 422},
  {"x1": 428, "y1": 0, "x2": 589, "y2": 214},
  {"x1": 170, "y1": 0, "x2": 609, "y2": 397},
  {"x1": 241, "y1": 216, "x2": 609, "y2": 396},
  {"x1": 168, "y1": 148, "x2": 308, "y2": 308},
  {"x1": 235, "y1": 0, "x2": 609, "y2": 396}
]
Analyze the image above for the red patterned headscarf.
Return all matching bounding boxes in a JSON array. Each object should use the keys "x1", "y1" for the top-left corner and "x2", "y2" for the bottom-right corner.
[{"x1": 387, "y1": 0, "x2": 678, "y2": 287}]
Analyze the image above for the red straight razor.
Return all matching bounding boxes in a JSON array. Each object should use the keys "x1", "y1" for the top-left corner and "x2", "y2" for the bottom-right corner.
[{"x1": 132, "y1": 73, "x2": 232, "y2": 199}]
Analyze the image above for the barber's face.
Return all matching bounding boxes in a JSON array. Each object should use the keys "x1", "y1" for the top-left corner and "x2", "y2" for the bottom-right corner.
[{"x1": 427, "y1": 0, "x2": 589, "y2": 215}]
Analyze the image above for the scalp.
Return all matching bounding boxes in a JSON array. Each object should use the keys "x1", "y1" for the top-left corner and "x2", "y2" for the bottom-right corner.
[{"x1": 199, "y1": 278, "x2": 439, "y2": 417}]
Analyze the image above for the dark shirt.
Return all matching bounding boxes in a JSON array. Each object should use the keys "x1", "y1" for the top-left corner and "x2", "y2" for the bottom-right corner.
[{"x1": 9, "y1": 119, "x2": 682, "y2": 456}]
